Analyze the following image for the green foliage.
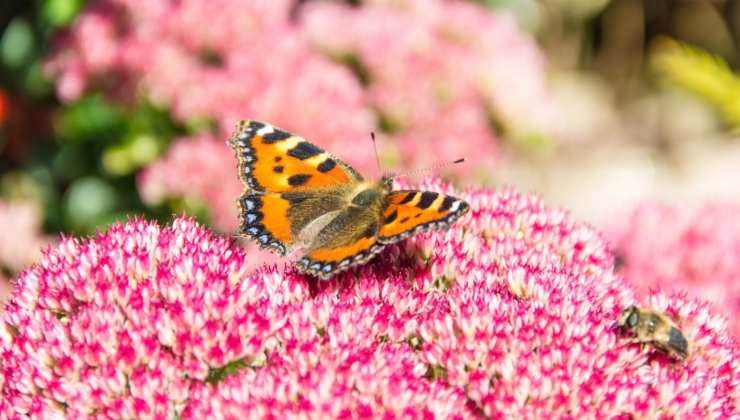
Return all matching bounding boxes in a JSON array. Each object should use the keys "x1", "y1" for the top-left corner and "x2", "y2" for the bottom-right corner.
[
  {"x1": 476, "y1": 0, "x2": 541, "y2": 32},
  {"x1": 0, "y1": 17, "x2": 35, "y2": 70},
  {"x1": 1, "y1": 88, "x2": 182, "y2": 234},
  {"x1": 651, "y1": 37, "x2": 740, "y2": 130},
  {"x1": 56, "y1": 98, "x2": 181, "y2": 233},
  {"x1": 40, "y1": 0, "x2": 86, "y2": 28},
  {"x1": 63, "y1": 177, "x2": 118, "y2": 229},
  {"x1": 0, "y1": 12, "x2": 54, "y2": 97},
  {"x1": 55, "y1": 96, "x2": 181, "y2": 174},
  {"x1": 205, "y1": 357, "x2": 251, "y2": 384},
  {"x1": 55, "y1": 96, "x2": 126, "y2": 144},
  {"x1": 28, "y1": 92, "x2": 182, "y2": 234},
  {"x1": 102, "y1": 102, "x2": 179, "y2": 175}
]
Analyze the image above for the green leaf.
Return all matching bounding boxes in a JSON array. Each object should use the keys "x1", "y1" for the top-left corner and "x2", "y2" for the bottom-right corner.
[
  {"x1": 64, "y1": 177, "x2": 119, "y2": 232},
  {"x1": 205, "y1": 358, "x2": 251, "y2": 384},
  {"x1": 1, "y1": 18, "x2": 35, "y2": 69},
  {"x1": 41, "y1": 0, "x2": 86, "y2": 28},
  {"x1": 102, "y1": 134, "x2": 160, "y2": 176},
  {"x1": 651, "y1": 37, "x2": 740, "y2": 129},
  {"x1": 55, "y1": 95, "x2": 125, "y2": 143},
  {"x1": 479, "y1": 0, "x2": 541, "y2": 32},
  {"x1": 22, "y1": 59, "x2": 54, "y2": 97},
  {"x1": 52, "y1": 143, "x2": 90, "y2": 180},
  {"x1": 168, "y1": 196, "x2": 211, "y2": 226}
]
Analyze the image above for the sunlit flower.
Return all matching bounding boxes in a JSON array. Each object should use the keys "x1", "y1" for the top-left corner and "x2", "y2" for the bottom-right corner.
[{"x1": 2, "y1": 182, "x2": 737, "y2": 418}]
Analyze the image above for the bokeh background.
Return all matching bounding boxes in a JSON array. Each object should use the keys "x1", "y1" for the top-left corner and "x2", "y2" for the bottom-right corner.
[{"x1": 1, "y1": 0, "x2": 740, "y2": 332}]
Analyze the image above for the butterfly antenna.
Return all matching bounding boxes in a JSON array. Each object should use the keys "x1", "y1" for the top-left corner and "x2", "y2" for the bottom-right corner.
[
  {"x1": 398, "y1": 158, "x2": 465, "y2": 179},
  {"x1": 371, "y1": 132, "x2": 385, "y2": 176}
]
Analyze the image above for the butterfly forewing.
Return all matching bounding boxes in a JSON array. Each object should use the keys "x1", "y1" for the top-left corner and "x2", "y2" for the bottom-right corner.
[
  {"x1": 378, "y1": 190, "x2": 469, "y2": 244},
  {"x1": 229, "y1": 120, "x2": 362, "y2": 193}
]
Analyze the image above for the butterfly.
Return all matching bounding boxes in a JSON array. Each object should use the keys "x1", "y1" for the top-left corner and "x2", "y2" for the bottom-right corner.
[{"x1": 229, "y1": 120, "x2": 470, "y2": 280}]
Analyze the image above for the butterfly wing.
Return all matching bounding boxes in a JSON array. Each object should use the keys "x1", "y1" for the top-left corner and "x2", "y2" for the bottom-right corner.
[
  {"x1": 236, "y1": 192, "x2": 299, "y2": 256},
  {"x1": 296, "y1": 206, "x2": 385, "y2": 279},
  {"x1": 229, "y1": 120, "x2": 362, "y2": 193},
  {"x1": 378, "y1": 190, "x2": 469, "y2": 244},
  {"x1": 230, "y1": 121, "x2": 363, "y2": 256}
]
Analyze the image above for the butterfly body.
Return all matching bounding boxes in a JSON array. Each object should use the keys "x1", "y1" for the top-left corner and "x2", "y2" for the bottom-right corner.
[{"x1": 230, "y1": 120, "x2": 469, "y2": 279}]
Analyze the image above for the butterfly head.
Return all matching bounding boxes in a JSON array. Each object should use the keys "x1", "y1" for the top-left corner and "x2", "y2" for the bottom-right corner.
[{"x1": 380, "y1": 173, "x2": 396, "y2": 190}]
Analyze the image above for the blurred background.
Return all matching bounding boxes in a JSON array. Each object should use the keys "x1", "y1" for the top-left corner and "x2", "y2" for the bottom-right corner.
[{"x1": 1, "y1": 0, "x2": 740, "y2": 330}]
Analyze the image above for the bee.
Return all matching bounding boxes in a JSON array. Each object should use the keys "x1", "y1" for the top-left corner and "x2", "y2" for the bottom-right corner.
[{"x1": 617, "y1": 305, "x2": 689, "y2": 360}]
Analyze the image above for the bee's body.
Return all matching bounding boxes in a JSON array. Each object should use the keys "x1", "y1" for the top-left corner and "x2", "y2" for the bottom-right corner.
[{"x1": 617, "y1": 306, "x2": 689, "y2": 360}]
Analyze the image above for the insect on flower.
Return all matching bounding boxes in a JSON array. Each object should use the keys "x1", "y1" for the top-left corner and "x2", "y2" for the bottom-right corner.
[
  {"x1": 617, "y1": 305, "x2": 689, "y2": 360},
  {"x1": 229, "y1": 120, "x2": 469, "y2": 279}
]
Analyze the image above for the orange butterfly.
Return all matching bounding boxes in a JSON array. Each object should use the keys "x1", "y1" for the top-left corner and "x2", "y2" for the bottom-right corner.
[{"x1": 229, "y1": 120, "x2": 469, "y2": 279}]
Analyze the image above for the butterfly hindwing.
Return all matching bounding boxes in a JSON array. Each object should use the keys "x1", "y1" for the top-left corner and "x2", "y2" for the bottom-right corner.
[
  {"x1": 239, "y1": 189, "x2": 357, "y2": 256},
  {"x1": 297, "y1": 205, "x2": 385, "y2": 279},
  {"x1": 378, "y1": 190, "x2": 469, "y2": 244},
  {"x1": 298, "y1": 237, "x2": 385, "y2": 279},
  {"x1": 229, "y1": 120, "x2": 362, "y2": 193},
  {"x1": 237, "y1": 193, "x2": 294, "y2": 255}
]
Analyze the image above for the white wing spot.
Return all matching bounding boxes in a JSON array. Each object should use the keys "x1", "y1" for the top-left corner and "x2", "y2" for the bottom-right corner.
[{"x1": 257, "y1": 124, "x2": 274, "y2": 136}]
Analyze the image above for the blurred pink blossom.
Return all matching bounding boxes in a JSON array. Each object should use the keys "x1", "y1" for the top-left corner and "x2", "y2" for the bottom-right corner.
[
  {"x1": 0, "y1": 200, "x2": 51, "y2": 274},
  {"x1": 606, "y1": 201, "x2": 740, "y2": 338},
  {"x1": 2, "y1": 182, "x2": 737, "y2": 418},
  {"x1": 46, "y1": 0, "x2": 558, "y2": 181},
  {"x1": 303, "y1": 0, "x2": 557, "y2": 173}
]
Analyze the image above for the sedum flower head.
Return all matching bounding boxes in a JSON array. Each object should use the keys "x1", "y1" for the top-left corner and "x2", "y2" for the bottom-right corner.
[{"x1": 2, "y1": 181, "x2": 738, "y2": 418}]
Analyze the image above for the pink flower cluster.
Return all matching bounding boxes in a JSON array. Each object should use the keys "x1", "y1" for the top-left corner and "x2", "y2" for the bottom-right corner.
[
  {"x1": 606, "y1": 201, "x2": 740, "y2": 338},
  {"x1": 303, "y1": 0, "x2": 556, "y2": 172},
  {"x1": 2, "y1": 181, "x2": 738, "y2": 418}
]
